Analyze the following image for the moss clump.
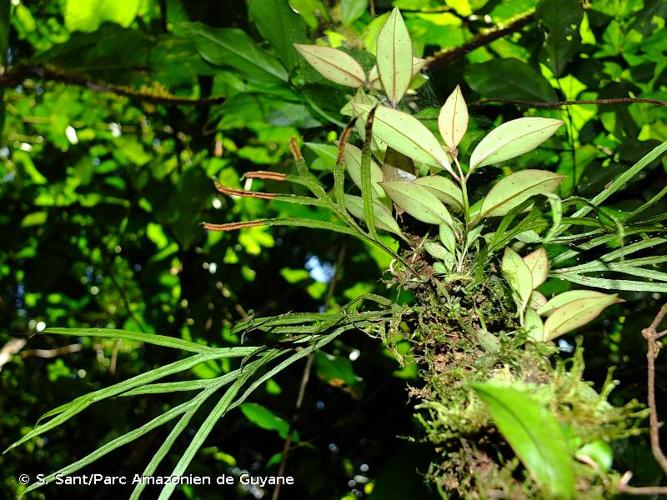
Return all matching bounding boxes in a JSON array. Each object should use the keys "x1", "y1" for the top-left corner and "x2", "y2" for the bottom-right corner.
[{"x1": 383, "y1": 242, "x2": 646, "y2": 499}]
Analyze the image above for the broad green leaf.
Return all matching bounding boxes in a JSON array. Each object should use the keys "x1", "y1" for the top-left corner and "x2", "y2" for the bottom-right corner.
[
  {"x1": 529, "y1": 291, "x2": 548, "y2": 310},
  {"x1": 295, "y1": 44, "x2": 366, "y2": 87},
  {"x1": 344, "y1": 194, "x2": 403, "y2": 237},
  {"x1": 479, "y1": 170, "x2": 564, "y2": 218},
  {"x1": 439, "y1": 224, "x2": 457, "y2": 253},
  {"x1": 344, "y1": 144, "x2": 385, "y2": 197},
  {"x1": 240, "y1": 403, "x2": 294, "y2": 440},
  {"x1": 368, "y1": 57, "x2": 426, "y2": 90},
  {"x1": 424, "y1": 241, "x2": 450, "y2": 260},
  {"x1": 248, "y1": 0, "x2": 307, "y2": 71},
  {"x1": 438, "y1": 85, "x2": 468, "y2": 151},
  {"x1": 537, "y1": 290, "x2": 616, "y2": 316},
  {"x1": 501, "y1": 247, "x2": 533, "y2": 316},
  {"x1": 575, "y1": 441, "x2": 613, "y2": 472},
  {"x1": 174, "y1": 22, "x2": 288, "y2": 83},
  {"x1": 536, "y1": 0, "x2": 583, "y2": 76},
  {"x1": 473, "y1": 383, "x2": 575, "y2": 499},
  {"x1": 524, "y1": 308, "x2": 545, "y2": 341},
  {"x1": 381, "y1": 181, "x2": 452, "y2": 226},
  {"x1": 64, "y1": 0, "x2": 141, "y2": 32},
  {"x1": 464, "y1": 58, "x2": 557, "y2": 103},
  {"x1": 376, "y1": 8, "x2": 413, "y2": 105},
  {"x1": 352, "y1": 104, "x2": 454, "y2": 174},
  {"x1": 470, "y1": 118, "x2": 564, "y2": 171},
  {"x1": 543, "y1": 294, "x2": 621, "y2": 340},
  {"x1": 414, "y1": 175, "x2": 464, "y2": 211},
  {"x1": 522, "y1": 248, "x2": 549, "y2": 289},
  {"x1": 340, "y1": 0, "x2": 368, "y2": 25}
]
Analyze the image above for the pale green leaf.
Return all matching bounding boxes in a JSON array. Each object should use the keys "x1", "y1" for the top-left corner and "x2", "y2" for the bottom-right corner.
[
  {"x1": 439, "y1": 223, "x2": 457, "y2": 253},
  {"x1": 522, "y1": 248, "x2": 549, "y2": 289},
  {"x1": 543, "y1": 294, "x2": 621, "y2": 340},
  {"x1": 469, "y1": 118, "x2": 563, "y2": 171},
  {"x1": 423, "y1": 241, "x2": 450, "y2": 260},
  {"x1": 473, "y1": 383, "x2": 575, "y2": 499},
  {"x1": 368, "y1": 57, "x2": 426, "y2": 90},
  {"x1": 295, "y1": 44, "x2": 366, "y2": 87},
  {"x1": 529, "y1": 291, "x2": 548, "y2": 310},
  {"x1": 438, "y1": 85, "x2": 469, "y2": 151},
  {"x1": 352, "y1": 104, "x2": 454, "y2": 175},
  {"x1": 501, "y1": 247, "x2": 533, "y2": 316},
  {"x1": 524, "y1": 308, "x2": 545, "y2": 341},
  {"x1": 537, "y1": 290, "x2": 620, "y2": 316},
  {"x1": 376, "y1": 8, "x2": 413, "y2": 105},
  {"x1": 414, "y1": 175, "x2": 464, "y2": 211},
  {"x1": 381, "y1": 181, "x2": 453, "y2": 225},
  {"x1": 344, "y1": 194, "x2": 403, "y2": 237},
  {"x1": 64, "y1": 0, "x2": 141, "y2": 32},
  {"x1": 479, "y1": 170, "x2": 564, "y2": 218}
]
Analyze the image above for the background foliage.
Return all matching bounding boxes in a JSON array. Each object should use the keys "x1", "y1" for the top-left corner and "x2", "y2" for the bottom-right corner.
[{"x1": 1, "y1": 0, "x2": 666, "y2": 498}]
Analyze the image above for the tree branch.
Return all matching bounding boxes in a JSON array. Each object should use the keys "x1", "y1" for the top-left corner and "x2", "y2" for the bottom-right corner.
[
  {"x1": 425, "y1": 11, "x2": 536, "y2": 70},
  {"x1": 617, "y1": 303, "x2": 667, "y2": 495},
  {"x1": 0, "y1": 66, "x2": 226, "y2": 106},
  {"x1": 471, "y1": 97, "x2": 667, "y2": 108}
]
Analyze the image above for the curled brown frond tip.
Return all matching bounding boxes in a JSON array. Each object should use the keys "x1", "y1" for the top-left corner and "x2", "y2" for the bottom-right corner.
[{"x1": 288, "y1": 137, "x2": 304, "y2": 162}]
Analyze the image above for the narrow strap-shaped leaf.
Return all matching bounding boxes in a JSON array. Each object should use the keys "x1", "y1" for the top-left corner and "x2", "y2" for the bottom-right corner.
[
  {"x1": 202, "y1": 217, "x2": 359, "y2": 236},
  {"x1": 569, "y1": 141, "x2": 667, "y2": 221},
  {"x1": 25, "y1": 397, "x2": 198, "y2": 493},
  {"x1": 552, "y1": 273, "x2": 667, "y2": 293},
  {"x1": 157, "y1": 350, "x2": 286, "y2": 499},
  {"x1": 6, "y1": 351, "x2": 223, "y2": 452},
  {"x1": 361, "y1": 106, "x2": 379, "y2": 240},
  {"x1": 131, "y1": 357, "x2": 270, "y2": 500},
  {"x1": 334, "y1": 123, "x2": 354, "y2": 208},
  {"x1": 44, "y1": 327, "x2": 253, "y2": 354}
]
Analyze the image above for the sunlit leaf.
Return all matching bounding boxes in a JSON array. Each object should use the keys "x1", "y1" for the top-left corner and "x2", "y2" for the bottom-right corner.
[
  {"x1": 381, "y1": 181, "x2": 452, "y2": 225},
  {"x1": 529, "y1": 291, "x2": 548, "y2": 310},
  {"x1": 438, "y1": 85, "x2": 468, "y2": 151},
  {"x1": 295, "y1": 44, "x2": 366, "y2": 87},
  {"x1": 473, "y1": 383, "x2": 575, "y2": 499},
  {"x1": 64, "y1": 0, "x2": 141, "y2": 32},
  {"x1": 469, "y1": 118, "x2": 563, "y2": 171},
  {"x1": 376, "y1": 8, "x2": 413, "y2": 105},
  {"x1": 479, "y1": 170, "x2": 564, "y2": 218}
]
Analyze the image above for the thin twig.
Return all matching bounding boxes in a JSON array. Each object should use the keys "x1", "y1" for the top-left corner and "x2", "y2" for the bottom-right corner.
[
  {"x1": 0, "y1": 66, "x2": 226, "y2": 106},
  {"x1": 617, "y1": 303, "x2": 667, "y2": 495},
  {"x1": 471, "y1": 97, "x2": 667, "y2": 108},
  {"x1": 21, "y1": 343, "x2": 82, "y2": 359},
  {"x1": 425, "y1": 11, "x2": 536, "y2": 70}
]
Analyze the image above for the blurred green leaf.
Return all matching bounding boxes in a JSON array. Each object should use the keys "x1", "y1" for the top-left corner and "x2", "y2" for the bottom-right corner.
[
  {"x1": 473, "y1": 382, "x2": 575, "y2": 499},
  {"x1": 464, "y1": 59, "x2": 557, "y2": 102},
  {"x1": 536, "y1": 0, "x2": 583, "y2": 76}
]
